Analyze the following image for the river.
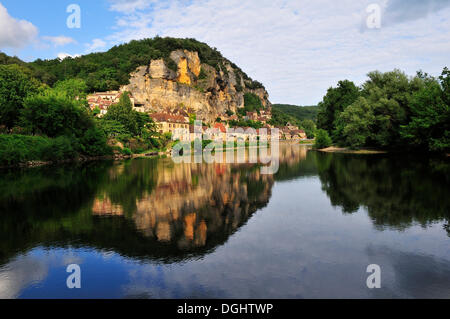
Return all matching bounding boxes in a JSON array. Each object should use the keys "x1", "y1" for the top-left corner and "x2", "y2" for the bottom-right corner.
[{"x1": 0, "y1": 144, "x2": 449, "y2": 298}]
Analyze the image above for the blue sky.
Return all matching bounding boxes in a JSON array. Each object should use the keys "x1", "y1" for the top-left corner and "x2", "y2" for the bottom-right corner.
[
  {"x1": 0, "y1": 0, "x2": 449, "y2": 105},
  {"x1": 0, "y1": 1, "x2": 115, "y2": 60}
]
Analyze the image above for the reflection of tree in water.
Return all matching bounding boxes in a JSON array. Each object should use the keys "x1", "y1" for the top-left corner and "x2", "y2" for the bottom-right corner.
[
  {"x1": 0, "y1": 162, "x2": 111, "y2": 264},
  {"x1": 316, "y1": 152, "x2": 450, "y2": 234},
  {"x1": 275, "y1": 146, "x2": 317, "y2": 182},
  {"x1": 0, "y1": 156, "x2": 277, "y2": 264},
  {"x1": 0, "y1": 145, "x2": 314, "y2": 265}
]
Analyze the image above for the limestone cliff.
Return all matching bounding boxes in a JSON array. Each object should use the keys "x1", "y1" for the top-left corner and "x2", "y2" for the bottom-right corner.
[{"x1": 121, "y1": 49, "x2": 271, "y2": 123}]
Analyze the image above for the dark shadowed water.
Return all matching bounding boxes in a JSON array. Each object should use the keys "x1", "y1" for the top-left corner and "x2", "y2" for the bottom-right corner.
[{"x1": 0, "y1": 145, "x2": 449, "y2": 298}]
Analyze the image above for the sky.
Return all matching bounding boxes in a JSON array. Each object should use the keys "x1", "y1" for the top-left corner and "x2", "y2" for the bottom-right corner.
[{"x1": 0, "y1": 0, "x2": 449, "y2": 105}]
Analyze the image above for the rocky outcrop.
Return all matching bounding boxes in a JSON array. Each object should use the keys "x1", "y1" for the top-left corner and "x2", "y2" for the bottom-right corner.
[{"x1": 121, "y1": 49, "x2": 271, "y2": 123}]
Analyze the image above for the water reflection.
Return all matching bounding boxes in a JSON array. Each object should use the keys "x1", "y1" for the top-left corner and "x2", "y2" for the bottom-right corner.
[
  {"x1": 0, "y1": 146, "x2": 309, "y2": 266},
  {"x1": 315, "y1": 152, "x2": 450, "y2": 234},
  {"x1": 0, "y1": 145, "x2": 449, "y2": 298}
]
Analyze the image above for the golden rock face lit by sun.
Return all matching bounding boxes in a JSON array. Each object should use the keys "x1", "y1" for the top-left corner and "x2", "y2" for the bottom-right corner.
[{"x1": 121, "y1": 49, "x2": 271, "y2": 124}]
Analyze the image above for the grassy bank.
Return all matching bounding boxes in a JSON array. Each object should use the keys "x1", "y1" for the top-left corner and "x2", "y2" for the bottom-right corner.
[{"x1": 0, "y1": 134, "x2": 114, "y2": 167}]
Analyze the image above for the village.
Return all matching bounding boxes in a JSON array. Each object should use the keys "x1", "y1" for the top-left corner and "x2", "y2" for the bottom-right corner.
[{"x1": 87, "y1": 91, "x2": 308, "y2": 143}]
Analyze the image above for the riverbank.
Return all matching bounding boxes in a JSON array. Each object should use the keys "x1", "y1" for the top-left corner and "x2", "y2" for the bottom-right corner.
[
  {"x1": 316, "y1": 146, "x2": 388, "y2": 154},
  {"x1": 0, "y1": 133, "x2": 172, "y2": 169},
  {"x1": 0, "y1": 154, "x2": 134, "y2": 169}
]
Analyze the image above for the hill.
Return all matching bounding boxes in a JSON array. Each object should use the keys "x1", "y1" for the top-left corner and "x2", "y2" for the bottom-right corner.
[
  {"x1": 272, "y1": 104, "x2": 318, "y2": 121},
  {"x1": 1, "y1": 37, "x2": 272, "y2": 123},
  {"x1": 22, "y1": 37, "x2": 265, "y2": 93}
]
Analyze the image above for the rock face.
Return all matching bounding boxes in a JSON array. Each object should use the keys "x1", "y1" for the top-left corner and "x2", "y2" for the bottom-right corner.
[{"x1": 121, "y1": 49, "x2": 271, "y2": 123}]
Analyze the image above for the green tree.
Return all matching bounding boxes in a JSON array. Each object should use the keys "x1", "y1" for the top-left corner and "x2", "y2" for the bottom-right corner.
[
  {"x1": 243, "y1": 93, "x2": 264, "y2": 113},
  {"x1": 20, "y1": 90, "x2": 93, "y2": 138},
  {"x1": 96, "y1": 119, "x2": 130, "y2": 139},
  {"x1": 0, "y1": 64, "x2": 40, "y2": 129},
  {"x1": 103, "y1": 92, "x2": 155, "y2": 137},
  {"x1": 400, "y1": 70, "x2": 450, "y2": 152},
  {"x1": 272, "y1": 104, "x2": 318, "y2": 121},
  {"x1": 362, "y1": 69, "x2": 415, "y2": 147},
  {"x1": 78, "y1": 127, "x2": 112, "y2": 156},
  {"x1": 317, "y1": 80, "x2": 360, "y2": 139},
  {"x1": 53, "y1": 78, "x2": 88, "y2": 99},
  {"x1": 300, "y1": 119, "x2": 316, "y2": 139},
  {"x1": 336, "y1": 97, "x2": 376, "y2": 148},
  {"x1": 103, "y1": 92, "x2": 140, "y2": 135},
  {"x1": 314, "y1": 129, "x2": 332, "y2": 149}
]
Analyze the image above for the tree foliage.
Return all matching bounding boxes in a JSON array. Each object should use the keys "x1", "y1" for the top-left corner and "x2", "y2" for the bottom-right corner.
[
  {"x1": 335, "y1": 97, "x2": 375, "y2": 148},
  {"x1": 300, "y1": 119, "x2": 316, "y2": 138},
  {"x1": 273, "y1": 104, "x2": 318, "y2": 121},
  {"x1": 400, "y1": 69, "x2": 450, "y2": 152},
  {"x1": 317, "y1": 68, "x2": 450, "y2": 152},
  {"x1": 103, "y1": 92, "x2": 154, "y2": 137},
  {"x1": 314, "y1": 129, "x2": 332, "y2": 149},
  {"x1": 21, "y1": 90, "x2": 93, "y2": 138},
  {"x1": 28, "y1": 37, "x2": 264, "y2": 92},
  {"x1": 0, "y1": 64, "x2": 41, "y2": 129},
  {"x1": 241, "y1": 93, "x2": 264, "y2": 114},
  {"x1": 53, "y1": 78, "x2": 88, "y2": 99},
  {"x1": 317, "y1": 80, "x2": 360, "y2": 136}
]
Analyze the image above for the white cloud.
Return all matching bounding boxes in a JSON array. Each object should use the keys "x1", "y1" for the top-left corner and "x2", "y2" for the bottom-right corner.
[
  {"x1": 0, "y1": 254, "x2": 48, "y2": 299},
  {"x1": 85, "y1": 38, "x2": 107, "y2": 53},
  {"x1": 109, "y1": 0, "x2": 155, "y2": 13},
  {"x1": 0, "y1": 3, "x2": 38, "y2": 50},
  {"x1": 57, "y1": 52, "x2": 81, "y2": 60},
  {"x1": 43, "y1": 36, "x2": 76, "y2": 47},
  {"x1": 104, "y1": 0, "x2": 450, "y2": 105}
]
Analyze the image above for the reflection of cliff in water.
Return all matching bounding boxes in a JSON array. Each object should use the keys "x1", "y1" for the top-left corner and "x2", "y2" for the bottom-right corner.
[
  {"x1": 315, "y1": 152, "x2": 450, "y2": 234},
  {"x1": 93, "y1": 159, "x2": 275, "y2": 256},
  {"x1": 0, "y1": 146, "x2": 309, "y2": 265}
]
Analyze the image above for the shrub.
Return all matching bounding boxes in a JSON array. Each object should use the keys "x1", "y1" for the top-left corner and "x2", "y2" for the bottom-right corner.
[
  {"x1": 198, "y1": 67, "x2": 207, "y2": 80},
  {"x1": 78, "y1": 127, "x2": 112, "y2": 156},
  {"x1": 243, "y1": 93, "x2": 264, "y2": 112},
  {"x1": 41, "y1": 136, "x2": 77, "y2": 161},
  {"x1": 0, "y1": 134, "x2": 77, "y2": 165},
  {"x1": 121, "y1": 148, "x2": 132, "y2": 156},
  {"x1": 21, "y1": 90, "x2": 93, "y2": 138},
  {"x1": 314, "y1": 130, "x2": 332, "y2": 149}
]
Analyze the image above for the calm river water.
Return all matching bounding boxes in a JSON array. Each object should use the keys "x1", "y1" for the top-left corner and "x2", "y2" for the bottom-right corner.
[{"x1": 0, "y1": 144, "x2": 449, "y2": 298}]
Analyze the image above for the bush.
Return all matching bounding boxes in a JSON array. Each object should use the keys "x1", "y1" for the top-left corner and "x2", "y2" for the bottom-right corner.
[
  {"x1": 243, "y1": 93, "x2": 264, "y2": 113},
  {"x1": 78, "y1": 127, "x2": 112, "y2": 156},
  {"x1": 41, "y1": 136, "x2": 77, "y2": 161},
  {"x1": 0, "y1": 134, "x2": 77, "y2": 165},
  {"x1": 198, "y1": 67, "x2": 207, "y2": 80},
  {"x1": 314, "y1": 130, "x2": 332, "y2": 149},
  {"x1": 149, "y1": 137, "x2": 161, "y2": 149},
  {"x1": 21, "y1": 90, "x2": 93, "y2": 138},
  {"x1": 121, "y1": 148, "x2": 132, "y2": 156}
]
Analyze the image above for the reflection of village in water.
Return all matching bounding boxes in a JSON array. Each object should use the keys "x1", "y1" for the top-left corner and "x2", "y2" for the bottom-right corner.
[
  {"x1": 1, "y1": 144, "x2": 449, "y2": 298},
  {"x1": 91, "y1": 144, "x2": 308, "y2": 250}
]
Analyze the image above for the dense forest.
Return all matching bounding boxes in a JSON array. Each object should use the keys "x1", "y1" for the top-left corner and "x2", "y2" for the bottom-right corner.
[
  {"x1": 2, "y1": 37, "x2": 264, "y2": 93},
  {"x1": 315, "y1": 68, "x2": 450, "y2": 153},
  {"x1": 272, "y1": 104, "x2": 318, "y2": 121}
]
